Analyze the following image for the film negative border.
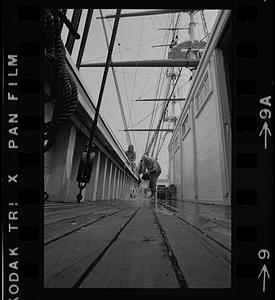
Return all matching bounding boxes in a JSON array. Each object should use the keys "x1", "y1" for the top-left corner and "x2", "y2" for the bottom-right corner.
[
  {"x1": 1, "y1": 0, "x2": 273, "y2": 299},
  {"x1": 234, "y1": 0, "x2": 273, "y2": 299},
  {"x1": 3, "y1": 1, "x2": 43, "y2": 300}
]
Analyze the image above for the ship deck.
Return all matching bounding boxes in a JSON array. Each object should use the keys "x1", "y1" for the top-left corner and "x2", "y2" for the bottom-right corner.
[{"x1": 44, "y1": 193, "x2": 231, "y2": 288}]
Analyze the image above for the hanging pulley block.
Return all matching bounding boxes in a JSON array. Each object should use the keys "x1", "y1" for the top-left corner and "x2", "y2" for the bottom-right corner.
[{"x1": 76, "y1": 146, "x2": 97, "y2": 183}]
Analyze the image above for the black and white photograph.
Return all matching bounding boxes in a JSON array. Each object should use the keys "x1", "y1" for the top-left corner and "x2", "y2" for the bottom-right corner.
[{"x1": 43, "y1": 8, "x2": 232, "y2": 288}]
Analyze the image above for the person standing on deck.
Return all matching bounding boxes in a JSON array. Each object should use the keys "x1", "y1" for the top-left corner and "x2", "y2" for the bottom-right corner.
[
  {"x1": 125, "y1": 144, "x2": 136, "y2": 170},
  {"x1": 139, "y1": 155, "x2": 161, "y2": 199}
]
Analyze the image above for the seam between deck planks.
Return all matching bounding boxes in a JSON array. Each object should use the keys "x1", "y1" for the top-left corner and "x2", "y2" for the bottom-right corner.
[
  {"x1": 157, "y1": 203, "x2": 231, "y2": 265},
  {"x1": 177, "y1": 215, "x2": 231, "y2": 254},
  {"x1": 176, "y1": 215, "x2": 231, "y2": 266},
  {"x1": 159, "y1": 200, "x2": 231, "y2": 229},
  {"x1": 44, "y1": 206, "x2": 118, "y2": 225},
  {"x1": 44, "y1": 208, "x2": 127, "y2": 246},
  {"x1": 158, "y1": 201, "x2": 231, "y2": 253},
  {"x1": 73, "y1": 207, "x2": 140, "y2": 288},
  {"x1": 152, "y1": 207, "x2": 189, "y2": 288},
  {"x1": 154, "y1": 208, "x2": 231, "y2": 287},
  {"x1": 44, "y1": 204, "x2": 110, "y2": 215}
]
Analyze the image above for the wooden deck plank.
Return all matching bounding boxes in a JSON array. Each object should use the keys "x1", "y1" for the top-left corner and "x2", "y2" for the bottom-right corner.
[
  {"x1": 44, "y1": 207, "x2": 122, "y2": 244},
  {"x1": 158, "y1": 201, "x2": 231, "y2": 250},
  {"x1": 44, "y1": 202, "x2": 109, "y2": 215},
  {"x1": 154, "y1": 207, "x2": 231, "y2": 288},
  {"x1": 80, "y1": 201, "x2": 179, "y2": 288},
  {"x1": 44, "y1": 207, "x2": 138, "y2": 288},
  {"x1": 44, "y1": 202, "x2": 83, "y2": 211},
  {"x1": 44, "y1": 205, "x2": 115, "y2": 225}
]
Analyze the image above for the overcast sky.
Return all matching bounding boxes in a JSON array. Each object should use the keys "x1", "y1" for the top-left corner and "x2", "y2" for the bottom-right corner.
[{"x1": 62, "y1": 9, "x2": 219, "y2": 179}]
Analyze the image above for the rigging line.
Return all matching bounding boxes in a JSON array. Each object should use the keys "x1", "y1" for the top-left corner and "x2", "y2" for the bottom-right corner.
[
  {"x1": 146, "y1": 42, "x2": 172, "y2": 152},
  {"x1": 137, "y1": 50, "x2": 159, "y2": 99},
  {"x1": 118, "y1": 43, "x2": 147, "y2": 60},
  {"x1": 152, "y1": 37, "x2": 189, "y2": 144},
  {"x1": 138, "y1": 77, "x2": 164, "y2": 98},
  {"x1": 145, "y1": 33, "x2": 170, "y2": 151},
  {"x1": 149, "y1": 12, "x2": 181, "y2": 155},
  {"x1": 139, "y1": 54, "x2": 162, "y2": 108},
  {"x1": 151, "y1": 65, "x2": 182, "y2": 156},
  {"x1": 190, "y1": 32, "x2": 210, "y2": 47},
  {"x1": 86, "y1": 9, "x2": 121, "y2": 152},
  {"x1": 153, "y1": 12, "x2": 163, "y2": 28},
  {"x1": 156, "y1": 126, "x2": 168, "y2": 158},
  {"x1": 200, "y1": 10, "x2": 217, "y2": 39},
  {"x1": 197, "y1": 12, "x2": 205, "y2": 44},
  {"x1": 144, "y1": 96, "x2": 157, "y2": 152},
  {"x1": 145, "y1": 87, "x2": 164, "y2": 153},
  {"x1": 81, "y1": 69, "x2": 160, "y2": 75},
  {"x1": 158, "y1": 13, "x2": 166, "y2": 28},
  {"x1": 144, "y1": 15, "x2": 172, "y2": 153},
  {"x1": 154, "y1": 75, "x2": 172, "y2": 145},
  {"x1": 144, "y1": 82, "x2": 160, "y2": 151},
  {"x1": 144, "y1": 11, "x2": 174, "y2": 154},
  {"x1": 130, "y1": 102, "x2": 164, "y2": 128},
  {"x1": 81, "y1": 32, "x2": 166, "y2": 64},
  {"x1": 138, "y1": 15, "x2": 168, "y2": 101},
  {"x1": 158, "y1": 112, "x2": 173, "y2": 155},
  {"x1": 151, "y1": 70, "x2": 166, "y2": 126},
  {"x1": 154, "y1": 117, "x2": 166, "y2": 157},
  {"x1": 156, "y1": 125, "x2": 170, "y2": 157},
  {"x1": 105, "y1": 15, "x2": 138, "y2": 150},
  {"x1": 156, "y1": 32, "x2": 171, "y2": 100},
  {"x1": 149, "y1": 16, "x2": 161, "y2": 45},
  {"x1": 148, "y1": 102, "x2": 169, "y2": 158},
  {"x1": 131, "y1": 16, "x2": 145, "y2": 103},
  {"x1": 106, "y1": 17, "x2": 146, "y2": 63},
  {"x1": 118, "y1": 44, "x2": 137, "y2": 151},
  {"x1": 149, "y1": 75, "x2": 172, "y2": 157},
  {"x1": 132, "y1": 127, "x2": 138, "y2": 151},
  {"x1": 99, "y1": 9, "x2": 131, "y2": 146},
  {"x1": 155, "y1": 93, "x2": 174, "y2": 157},
  {"x1": 117, "y1": 45, "x2": 131, "y2": 125}
]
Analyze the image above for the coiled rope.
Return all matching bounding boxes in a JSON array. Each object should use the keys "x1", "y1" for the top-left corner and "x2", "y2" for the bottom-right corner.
[{"x1": 43, "y1": 9, "x2": 78, "y2": 152}]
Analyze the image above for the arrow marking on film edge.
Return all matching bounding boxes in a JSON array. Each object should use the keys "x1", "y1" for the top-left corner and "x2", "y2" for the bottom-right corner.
[
  {"x1": 258, "y1": 264, "x2": 270, "y2": 292},
  {"x1": 259, "y1": 121, "x2": 272, "y2": 150}
]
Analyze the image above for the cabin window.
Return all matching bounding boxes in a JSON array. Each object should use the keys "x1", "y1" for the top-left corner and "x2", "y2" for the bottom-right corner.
[
  {"x1": 195, "y1": 71, "x2": 211, "y2": 114},
  {"x1": 181, "y1": 114, "x2": 190, "y2": 138}
]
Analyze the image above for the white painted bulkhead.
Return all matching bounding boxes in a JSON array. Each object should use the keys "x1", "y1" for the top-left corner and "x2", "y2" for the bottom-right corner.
[
  {"x1": 194, "y1": 65, "x2": 224, "y2": 203},
  {"x1": 168, "y1": 10, "x2": 231, "y2": 206},
  {"x1": 168, "y1": 145, "x2": 174, "y2": 184},
  {"x1": 180, "y1": 116, "x2": 195, "y2": 201},
  {"x1": 169, "y1": 59, "x2": 228, "y2": 205}
]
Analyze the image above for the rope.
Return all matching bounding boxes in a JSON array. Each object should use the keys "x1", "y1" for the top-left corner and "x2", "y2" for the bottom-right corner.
[
  {"x1": 87, "y1": 9, "x2": 121, "y2": 151},
  {"x1": 65, "y1": 9, "x2": 83, "y2": 54},
  {"x1": 146, "y1": 12, "x2": 182, "y2": 156},
  {"x1": 118, "y1": 43, "x2": 137, "y2": 151},
  {"x1": 130, "y1": 103, "x2": 164, "y2": 128},
  {"x1": 144, "y1": 18, "x2": 172, "y2": 153},
  {"x1": 43, "y1": 9, "x2": 78, "y2": 152},
  {"x1": 131, "y1": 16, "x2": 144, "y2": 105},
  {"x1": 81, "y1": 33, "x2": 165, "y2": 64}
]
